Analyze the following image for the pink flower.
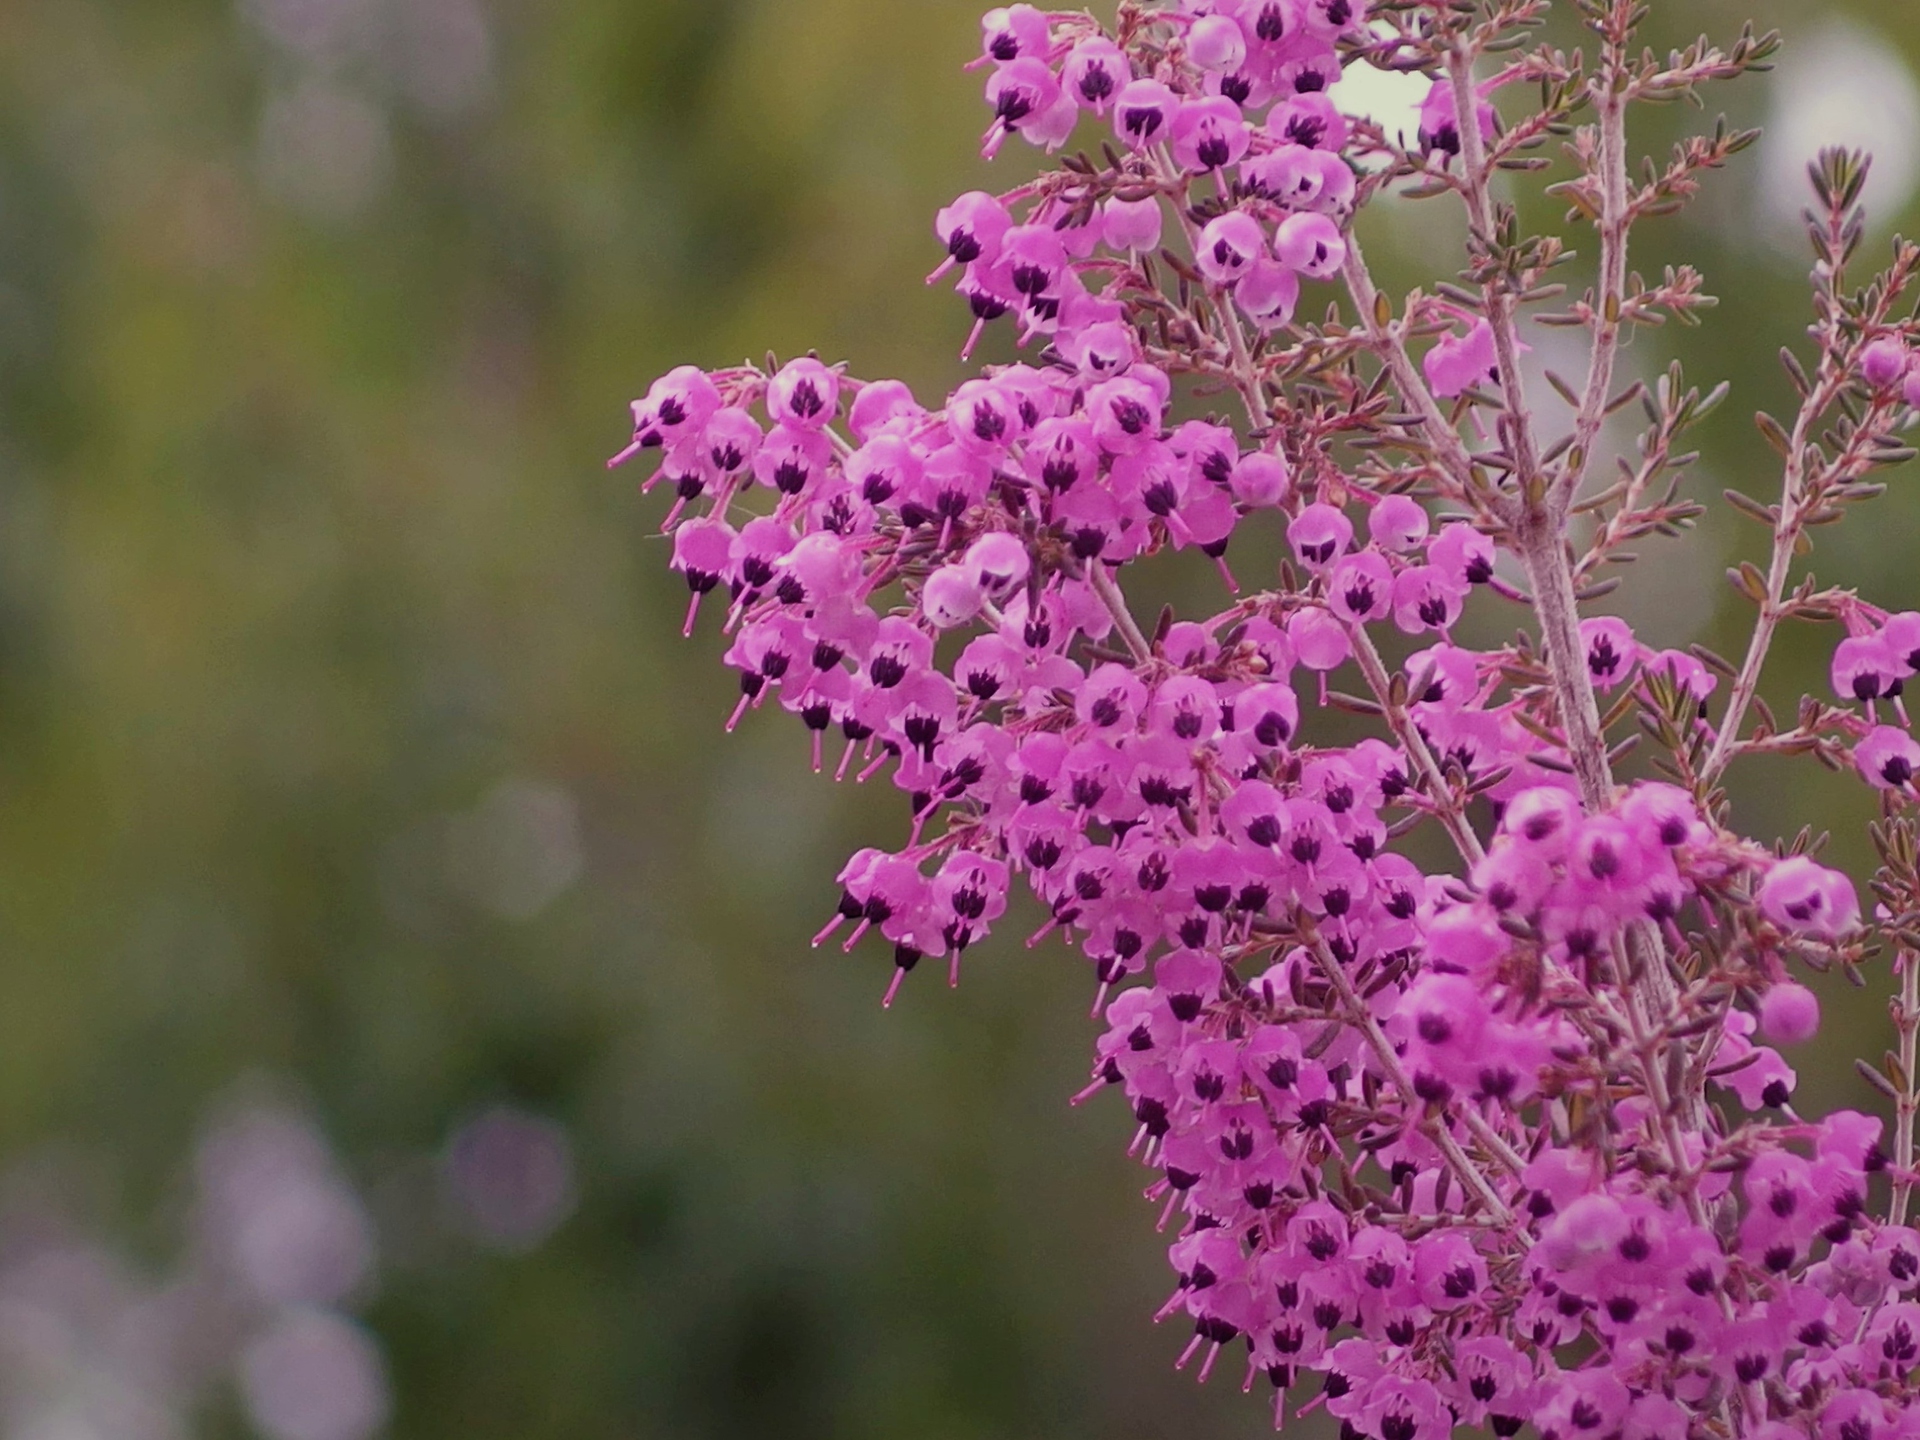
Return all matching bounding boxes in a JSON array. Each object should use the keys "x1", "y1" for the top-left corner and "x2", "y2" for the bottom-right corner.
[
  {"x1": 979, "y1": 5, "x2": 1049, "y2": 65},
  {"x1": 1273, "y1": 211, "x2": 1346, "y2": 278},
  {"x1": 1286, "y1": 502, "x2": 1353, "y2": 567},
  {"x1": 1580, "y1": 616, "x2": 1637, "y2": 689},
  {"x1": 1187, "y1": 14, "x2": 1247, "y2": 73},
  {"x1": 1063, "y1": 38, "x2": 1128, "y2": 112},
  {"x1": 1172, "y1": 97, "x2": 1250, "y2": 172},
  {"x1": 1832, "y1": 633, "x2": 1905, "y2": 703},
  {"x1": 1196, "y1": 211, "x2": 1266, "y2": 284},
  {"x1": 1758, "y1": 856, "x2": 1860, "y2": 938},
  {"x1": 983, "y1": 58, "x2": 1075, "y2": 156},
  {"x1": 768, "y1": 358, "x2": 839, "y2": 430},
  {"x1": 1233, "y1": 257, "x2": 1300, "y2": 326},
  {"x1": 934, "y1": 191, "x2": 1012, "y2": 270},
  {"x1": 1417, "y1": 77, "x2": 1496, "y2": 159},
  {"x1": 1113, "y1": 78, "x2": 1177, "y2": 148},
  {"x1": 1230, "y1": 450, "x2": 1289, "y2": 507},
  {"x1": 1422, "y1": 318, "x2": 1499, "y2": 398},
  {"x1": 1856, "y1": 725, "x2": 1920, "y2": 789},
  {"x1": 1369, "y1": 495, "x2": 1431, "y2": 551},
  {"x1": 1391, "y1": 566, "x2": 1465, "y2": 634}
]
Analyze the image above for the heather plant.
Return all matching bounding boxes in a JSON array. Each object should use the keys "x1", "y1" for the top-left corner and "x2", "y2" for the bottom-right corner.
[{"x1": 612, "y1": 1, "x2": 1920, "y2": 1433}]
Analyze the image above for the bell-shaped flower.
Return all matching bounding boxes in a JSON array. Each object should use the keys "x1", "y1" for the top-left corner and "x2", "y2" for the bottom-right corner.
[
  {"x1": 1580, "y1": 616, "x2": 1637, "y2": 688},
  {"x1": 1078, "y1": 662, "x2": 1148, "y2": 733},
  {"x1": 934, "y1": 191, "x2": 1011, "y2": 274},
  {"x1": 1286, "y1": 502, "x2": 1353, "y2": 568},
  {"x1": 1113, "y1": 78, "x2": 1178, "y2": 148},
  {"x1": 1230, "y1": 450, "x2": 1289, "y2": 508},
  {"x1": 1187, "y1": 14, "x2": 1247, "y2": 73},
  {"x1": 1064, "y1": 37, "x2": 1129, "y2": 112},
  {"x1": 983, "y1": 58, "x2": 1074, "y2": 157},
  {"x1": 1429, "y1": 521, "x2": 1495, "y2": 585},
  {"x1": 1367, "y1": 494, "x2": 1430, "y2": 551},
  {"x1": 634, "y1": 365, "x2": 721, "y2": 455},
  {"x1": 700, "y1": 407, "x2": 763, "y2": 481},
  {"x1": 1196, "y1": 211, "x2": 1266, "y2": 284},
  {"x1": 1243, "y1": 144, "x2": 1327, "y2": 206},
  {"x1": 847, "y1": 378, "x2": 922, "y2": 440},
  {"x1": 767, "y1": 357, "x2": 839, "y2": 430},
  {"x1": 1391, "y1": 566, "x2": 1464, "y2": 634},
  {"x1": 1233, "y1": 257, "x2": 1300, "y2": 327},
  {"x1": 1172, "y1": 97, "x2": 1250, "y2": 173},
  {"x1": 1088, "y1": 375, "x2": 1165, "y2": 455},
  {"x1": 753, "y1": 423, "x2": 832, "y2": 499},
  {"x1": 1327, "y1": 551, "x2": 1393, "y2": 624},
  {"x1": 1759, "y1": 855, "x2": 1860, "y2": 938},
  {"x1": 1832, "y1": 633, "x2": 1906, "y2": 703},
  {"x1": 1417, "y1": 77, "x2": 1495, "y2": 158},
  {"x1": 1288, "y1": 606, "x2": 1351, "y2": 671},
  {"x1": 1270, "y1": 94, "x2": 1349, "y2": 152},
  {"x1": 979, "y1": 5, "x2": 1049, "y2": 64},
  {"x1": 1273, "y1": 211, "x2": 1345, "y2": 278},
  {"x1": 1857, "y1": 725, "x2": 1920, "y2": 789}
]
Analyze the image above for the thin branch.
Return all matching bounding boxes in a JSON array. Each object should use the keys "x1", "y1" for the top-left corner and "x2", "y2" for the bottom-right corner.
[
  {"x1": 1341, "y1": 615, "x2": 1488, "y2": 867},
  {"x1": 1303, "y1": 927, "x2": 1522, "y2": 1217}
]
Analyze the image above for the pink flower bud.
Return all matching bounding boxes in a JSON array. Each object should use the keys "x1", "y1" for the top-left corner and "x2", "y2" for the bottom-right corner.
[
  {"x1": 1189, "y1": 16, "x2": 1248, "y2": 74},
  {"x1": 1230, "y1": 451, "x2": 1290, "y2": 507},
  {"x1": 1861, "y1": 338, "x2": 1911, "y2": 389},
  {"x1": 1100, "y1": 196, "x2": 1162, "y2": 253},
  {"x1": 921, "y1": 565, "x2": 985, "y2": 629},
  {"x1": 1759, "y1": 982, "x2": 1821, "y2": 1046}
]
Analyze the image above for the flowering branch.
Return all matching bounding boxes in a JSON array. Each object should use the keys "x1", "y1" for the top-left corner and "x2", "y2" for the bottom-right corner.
[{"x1": 611, "y1": 2, "x2": 1920, "y2": 1434}]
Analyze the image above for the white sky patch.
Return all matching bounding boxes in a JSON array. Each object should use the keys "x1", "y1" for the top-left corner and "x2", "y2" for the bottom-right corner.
[
  {"x1": 1331, "y1": 57, "x2": 1430, "y2": 155},
  {"x1": 1759, "y1": 18, "x2": 1920, "y2": 242}
]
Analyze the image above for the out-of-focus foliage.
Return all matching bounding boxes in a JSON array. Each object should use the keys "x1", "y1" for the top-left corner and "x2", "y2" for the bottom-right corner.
[{"x1": 0, "y1": 0, "x2": 1913, "y2": 1436}]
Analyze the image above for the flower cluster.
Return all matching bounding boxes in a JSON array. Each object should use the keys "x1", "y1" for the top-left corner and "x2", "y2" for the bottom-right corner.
[{"x1": 613, "y1": 1, "x2": 1920, "y2": 1435}]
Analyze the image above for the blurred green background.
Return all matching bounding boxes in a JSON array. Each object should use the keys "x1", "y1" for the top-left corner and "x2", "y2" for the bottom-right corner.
[{"x1": 0, "y1": 0, "x2": 1917, "y2": 1436}]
